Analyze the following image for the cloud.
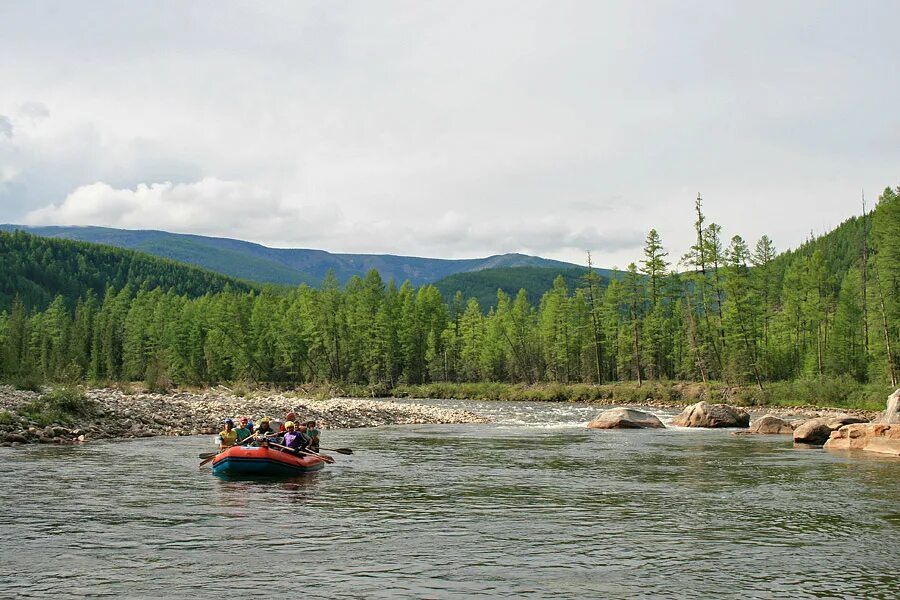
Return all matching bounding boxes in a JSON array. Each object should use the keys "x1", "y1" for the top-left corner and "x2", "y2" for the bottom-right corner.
[
  {"x1": 3, "y1": 3, "x2": 900, "y2": 267},
  {"x1": 23, "y1": 178, "x2": 339, "y2": 244},
  {"x1": 414, "y1": 211, "x2": 643, "y2": 257},
  {"x1": 17, "y1": 101, "x2": 49, "y2": 123}
]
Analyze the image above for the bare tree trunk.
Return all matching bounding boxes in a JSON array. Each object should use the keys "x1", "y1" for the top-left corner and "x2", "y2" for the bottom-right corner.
[
  {"x1": 875, "y1": 272, "x2": 898, "y2": 386},
  {"x1": 862, "y1": 192, "x2": 870, "y2": 352},
  {"x1": 683, "y1": 293, "x2": 708, "y2": 383},
  {"x1": 633, "y1": 321, "x2": 642, "y2": 387},
  {"x1": 586, "y1": 253, "x2": 604, "y2": 384}
]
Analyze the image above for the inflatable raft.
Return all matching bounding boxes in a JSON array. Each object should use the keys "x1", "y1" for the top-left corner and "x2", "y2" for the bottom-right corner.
[{"x1": 211, "y1": 445, "x2": 327, "y2": 477}]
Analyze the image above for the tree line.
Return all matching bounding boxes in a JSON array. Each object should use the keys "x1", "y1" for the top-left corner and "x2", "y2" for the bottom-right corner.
[
  {"x1": 1, "y1": 186, "x2": 898, "y2": 389},
  {"x1": 0, "y1": 229, "x2": 253, "y2": 313}
]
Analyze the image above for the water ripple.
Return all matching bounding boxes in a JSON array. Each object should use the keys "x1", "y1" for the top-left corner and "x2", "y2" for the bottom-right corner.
[{"x1": 1, "y1": 400, "x2": 898, "y2": 599}]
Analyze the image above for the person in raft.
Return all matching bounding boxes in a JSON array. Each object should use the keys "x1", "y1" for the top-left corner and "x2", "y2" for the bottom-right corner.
[
  {"x1": 218, "y1": 419, "x2": 238, "y2": 449},
  {"x1": 305, "y1": 420, "x2": 321, "y2": 452},
  {"x1": 239, "y1": 415, "x2": 254, "y2": 434},
  {"x1": 234, "y1": 418, "x2": 252, "y2": 444},
  {"x1": 280, "y1": 411, "x2": 296, "y2": 433},
  {"x1": 281, "y1": 421, "x2": 310, "y2": 454},
  {"x1": 254, "y1": 417, "x2": 275, "y2": 437}
]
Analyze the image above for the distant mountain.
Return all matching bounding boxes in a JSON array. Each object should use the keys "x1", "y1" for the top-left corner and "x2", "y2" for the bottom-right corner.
[
  {"x1": 0, "y1": 225, "x2": 583, "y2": 287},
  {"x1": 0, "y1": 230, "x2": 253, "y2": 312},
  {"x1": 433, "y1": 265, "x2": 617, "y2": 311}
]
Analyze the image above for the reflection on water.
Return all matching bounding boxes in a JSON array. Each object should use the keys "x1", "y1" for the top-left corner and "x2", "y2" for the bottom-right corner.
[{"x1": 1, "y1": 399, "x2": 898, "y2": 599}]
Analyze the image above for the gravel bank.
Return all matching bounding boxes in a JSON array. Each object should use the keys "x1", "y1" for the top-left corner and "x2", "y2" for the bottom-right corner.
[{"x1": 0, "y1": 386, "x2": 491, "y2": 446}]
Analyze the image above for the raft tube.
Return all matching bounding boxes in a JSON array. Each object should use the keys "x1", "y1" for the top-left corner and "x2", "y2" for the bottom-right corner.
[{"x1": 211, "y1": 445, "x2": 326, "y2": 477}]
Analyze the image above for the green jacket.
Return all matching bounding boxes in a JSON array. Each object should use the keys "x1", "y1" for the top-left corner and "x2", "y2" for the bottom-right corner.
[{"x1": 234, "y1": 426, "x2": 252, "y2": 443}]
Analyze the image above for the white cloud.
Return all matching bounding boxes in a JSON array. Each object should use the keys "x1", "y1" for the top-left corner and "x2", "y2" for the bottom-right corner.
[
  {"x1": 17, "y1": 101, "x2": 49, "y2": 123},
  {"x1": 2, "y1": 2, "x2": 899, "y2": 266},
  {"x1": 23, "y1": 179, "x2": 336, "y2": 242}
]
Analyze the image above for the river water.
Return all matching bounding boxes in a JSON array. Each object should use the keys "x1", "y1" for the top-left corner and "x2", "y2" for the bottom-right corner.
[{"x1": 1, "y1": 400, "x2": 898, "y2": 599}]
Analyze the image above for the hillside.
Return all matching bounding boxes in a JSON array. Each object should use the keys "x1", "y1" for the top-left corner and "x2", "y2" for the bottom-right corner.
[
  {"x1": 433, "y1": 265, "x2": 615, "y2": 310},
  {"x1": 0, "y1": 225, "x2": 582, "y2": 287},
  {"x1": 0, "y1": 230, "x2": 254, "y2": 311},
  {"x1": 768, "y1": 212, "x2": 868, "y2": 288}
]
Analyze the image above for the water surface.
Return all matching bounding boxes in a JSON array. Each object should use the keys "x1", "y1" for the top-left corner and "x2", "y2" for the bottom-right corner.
[{"x1": 1, "y1": 400, "x2": 898, "y2": 598}]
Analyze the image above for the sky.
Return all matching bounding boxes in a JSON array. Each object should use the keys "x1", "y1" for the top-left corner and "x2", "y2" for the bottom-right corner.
[{"x1": 1, "y1": 1, "x2": 898, "y2": 268}]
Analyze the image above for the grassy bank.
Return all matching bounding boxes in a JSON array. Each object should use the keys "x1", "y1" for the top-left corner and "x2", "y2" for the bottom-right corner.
[
  {"x1": 4, "y1": 377, "x2": 893, "y2": 413},
  {"x1": 13, "y1": 385, "x2": 96, "y2": 426},
  {"x1": 391, "y1": 378, "x2": 895, "y2": 412}
]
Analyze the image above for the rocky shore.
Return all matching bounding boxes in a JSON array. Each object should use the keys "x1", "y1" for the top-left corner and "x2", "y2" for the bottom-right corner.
[
  {"x1": 614, "y1": 399, "x2": 880, "y2": 422},
  {"x1": 0, "y1": 386, "x2": 491, "y2": 446}
]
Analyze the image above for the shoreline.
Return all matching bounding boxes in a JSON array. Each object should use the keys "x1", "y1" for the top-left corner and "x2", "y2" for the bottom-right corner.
[
  {"x1": 0, "y1": 383, "x2": 884, "y2": 446},
  {"x1": 0, "y1": 386, "x2": 491, "y2": 446},
  {"x1": 578, "y1": 398, "x2": 879, "y2": 422}
]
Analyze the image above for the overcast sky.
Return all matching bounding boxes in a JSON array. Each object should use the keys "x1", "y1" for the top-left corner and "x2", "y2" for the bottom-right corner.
[{"x1": 1, "y1": 1, "x2": 898, "y2": 268}]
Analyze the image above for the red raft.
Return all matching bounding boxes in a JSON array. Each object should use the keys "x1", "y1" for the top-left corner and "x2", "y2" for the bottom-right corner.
[{"x1": 211, "y1": 445, "x2": 327, "y2": 477}]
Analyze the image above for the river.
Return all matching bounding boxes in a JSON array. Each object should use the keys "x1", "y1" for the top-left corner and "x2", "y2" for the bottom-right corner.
[{"x1": 1, "y1": 399, "x2": 898, "y2": 599}]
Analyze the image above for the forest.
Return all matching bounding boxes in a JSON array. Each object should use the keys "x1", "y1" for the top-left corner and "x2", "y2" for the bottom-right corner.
[
  {"x1": 1, "y1": 186, "x2": 898, "y2": 396},
  {"x1": 0, "y1": 230, "x2": 253, "y2": 312}
]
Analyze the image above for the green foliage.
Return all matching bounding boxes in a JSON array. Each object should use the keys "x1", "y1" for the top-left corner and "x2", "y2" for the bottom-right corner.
[
  {"x1": 144, "y1": 352, "x2": 173, "y2": 394},
  {"x1": 230, "y1": 380, "x2": 253, "y2": 398},
  {"x1": 0, "y1": 410, "x2": 15, "y2": 425},
  {"x1": 11, "y1": 373, "x2": 44, "y2": 392},
  {"x1": 3, "y1": 225, "x2": 581, "y2": 288},
  {"x1": 0, "y1": 230, "x2": 254, "y2": 313},
  {"x1": 433, "y1": 266, "x2": 610, "y2": 312},
  {"x1": 732, "y1": 377, "x2": 890, "y2": 411},
  {"x1": 2, "y1": 184, "x2": 898, "y2": 406},
  {"x1": 19, "y1": 385, "x2": 93, "y2": 425}
]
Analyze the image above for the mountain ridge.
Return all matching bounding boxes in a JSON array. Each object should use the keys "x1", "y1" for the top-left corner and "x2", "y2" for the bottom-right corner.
[{"x1": 0, "y1": 224, "x2": 583, "y2": 287}]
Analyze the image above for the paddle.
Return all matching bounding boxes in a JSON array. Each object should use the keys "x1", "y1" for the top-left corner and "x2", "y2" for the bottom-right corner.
[
  {"x1": 268, "y1": 440, "x2": 335, "y2": 464},
  {"x1": 319, "y1": 446, "x2": 353, "y2": 455}
]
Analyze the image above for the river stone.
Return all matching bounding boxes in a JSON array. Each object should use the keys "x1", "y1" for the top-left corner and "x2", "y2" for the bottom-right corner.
[
  {"x1": 587, "y1": 408, "x2": 665, "y2": 429},
  {"x1": 671, "y1": 401, "x2": 749, "y2": 428},
  {"x1": 824, "y1": 424, "x2": 900, "y2": 456},
  {"x1": 874, "y1": 389, "x2": 900, "y2": 424},
  {"x1": 793, "y1": 415, "x2": 868, "y2": 446},
  {"x1": 748, "y1": 415, "x2": 794, "y2": 435}
]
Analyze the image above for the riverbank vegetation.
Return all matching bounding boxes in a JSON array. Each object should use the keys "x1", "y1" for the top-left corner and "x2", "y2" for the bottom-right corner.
[
  {"x1": 392, "y1": 379, "x2": 892, "y2": 411},
  {"x1": 1, "y1": 186, "x2": 898, "y2": 410}
]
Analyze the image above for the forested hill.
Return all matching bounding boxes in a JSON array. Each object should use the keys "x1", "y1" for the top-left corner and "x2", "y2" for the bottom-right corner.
[
  {"x1": 0, "y1": 230, "x2": 254, "y2": 312},
  {"x1": 0, "y1": 225, "x2": 581, "y2": 287},
  {"x1": 433, "y1": 265, "x2": 617, "y2": 310},
  {"x1": 768, "y1": 212, "x2": 867, "y2": 291}
]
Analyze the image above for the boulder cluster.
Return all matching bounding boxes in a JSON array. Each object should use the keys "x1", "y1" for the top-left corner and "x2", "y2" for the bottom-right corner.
[
  {"x1": 586, "y1": 391, "x2": 900, "y2": 457},
  {"x1": 0, "y1": 386, "x2": 491, "y2": 446}
]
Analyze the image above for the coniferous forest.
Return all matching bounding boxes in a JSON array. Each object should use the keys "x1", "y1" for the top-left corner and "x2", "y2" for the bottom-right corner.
[{"x1": 1, "y1": 187, "x2": 898, "y2": 396}]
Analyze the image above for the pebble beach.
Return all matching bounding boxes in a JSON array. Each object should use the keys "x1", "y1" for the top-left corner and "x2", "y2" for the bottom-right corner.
[{"x1": 0, "y1": 386, "x2": 491, "y2": 445}]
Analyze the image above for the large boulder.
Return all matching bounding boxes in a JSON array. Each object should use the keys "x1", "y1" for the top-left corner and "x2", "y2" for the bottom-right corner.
[
  {"x1": 793, "y1": 415, "x2": 868, "y2": 445},
  {"x1": 588, "y1": 408, "x2": 665, "y2": 429},
  {"x1": 671, "y1": 401, "x2": 749, "y2": 428},
  {"x1": 874, "y1": 389, "x2": 900, "y2": 424},
  {"x1": 824, "y1": 423, "x2": 900, "y2": 456},
  {"x1": 748, "y1": 415, "x2": 794, "y2": 435}
]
